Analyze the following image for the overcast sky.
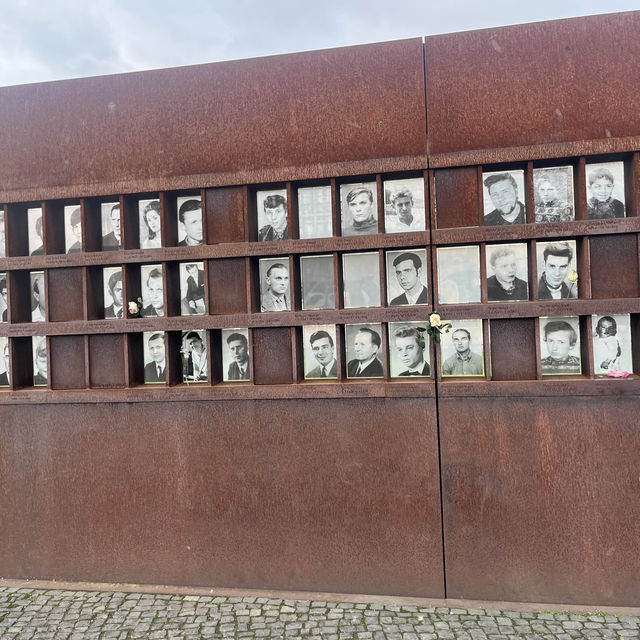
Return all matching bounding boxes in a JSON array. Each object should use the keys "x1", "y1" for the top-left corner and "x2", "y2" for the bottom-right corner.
[{"x1": 0, "y1": 1, "x2": 637, "y2": 88}]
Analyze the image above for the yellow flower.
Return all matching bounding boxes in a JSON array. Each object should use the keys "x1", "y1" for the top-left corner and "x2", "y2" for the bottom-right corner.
[
  {"x1": 429, "y1": 313, "x2": 442, "y2": 327},
  {"x1": 568, "y1": 269, "x2": 578, "y2": 283}
]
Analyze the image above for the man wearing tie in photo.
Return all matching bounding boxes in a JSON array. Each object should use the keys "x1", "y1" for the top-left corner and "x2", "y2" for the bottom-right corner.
[
  {"x1": 144, "y1": 333, "x2": 166, "y2": 383},
  {"x1": 306, "y1": 330, "x2": 337, "y2": 379},
  {"x1": 105, "y1": 271, "x2": 123, "y2": 318},
  {"x1": 261, "y1": 263, "x2": 290, "y2": 312},
  {"x1": 226, "y1": 332, "x2": 250, "y2": 380},
  {"x1": 389, "y1": 252, "x2": 428, "y2": 306},
  {"x1": 347, "y1": 327, "x2": 383, "y2": 378},
  {"x1": 392, "y1": 326, "x2": 430, "y2": 376},
  {"x1": 102, "y1": 203, "x2": 122, "y2": 250}
]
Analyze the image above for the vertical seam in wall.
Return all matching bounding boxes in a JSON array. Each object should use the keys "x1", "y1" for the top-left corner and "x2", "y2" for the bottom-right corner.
[{"x1": 423, "y1": 35, "x2": 448, "y2": 600}]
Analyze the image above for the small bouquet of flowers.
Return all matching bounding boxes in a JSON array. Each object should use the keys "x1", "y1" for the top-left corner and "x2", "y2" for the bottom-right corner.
[
  {"x1": 128, "y1": 297, "x2": 143, "y2": 317},
  {"x1": 426, "y1": 312, "x2": 452, "y2": 344}
]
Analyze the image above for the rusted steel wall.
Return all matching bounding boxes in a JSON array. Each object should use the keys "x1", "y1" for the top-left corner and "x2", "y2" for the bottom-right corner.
[{"x1": 0, "y1": 39, "x2": 426, "y2": 203}]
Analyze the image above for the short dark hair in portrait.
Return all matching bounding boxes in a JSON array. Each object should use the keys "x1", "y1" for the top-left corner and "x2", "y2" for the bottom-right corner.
[
  {"x1": 389, "y1": 251, "x2": 428, "y2": 306},
  {"x1": 392, "y1": 325, "x2": 430, "y2": 376},
  {"x1": 102, "y1": 203, "x2": 121, "y2": 250},
  {"x1": 67, "y1": 207, "x2": 82, "y2": 253},
  {"x1": 483, "y1": 172, "x2": 526, "y2": 226},
  {"x1": 225, "y1": 331, "x2": 250, "y2": 381},
  {"x1": 261, "y1": 261, "x2": 290, "y2": 312},
  {"x1": 346, "y1": 326, "x2": 383, "y2": 378},
  {"x1": 541, "y1": 319, "x2": 580, "y2": 375},
  {"x1": 105, "y1": 270, "x2": 123, "y2": 318},
  {"x1": 586, "y1": 165, "x2": 625, "y2": 219},
  {"x1": 144, "y1": 332, "x2": 166, "y2": 383},
  {"x1": 306, "y1": 328, "x2": 337, "y2": 379},
  {"x1": 178, "y1": 199, "x2": 200, "y2": 221},
  {"x1": 441, "y1": 326, "x2": 484, "y2": 377},
  {"x1": 393, "y1": 251, "x2": 421, "y2": 271},
  {"x1": 342, "y1": 185, "x2": 377, "y2": 236},
  {"x1": 310, "y1": 330, "x2": 333, "y2": 348},
  {"x1": 177, "y1": 199, "x2": 203, "y2": 246},
  {"x1": 141, "y1": 267, "x2": 164, "y2": 317}
]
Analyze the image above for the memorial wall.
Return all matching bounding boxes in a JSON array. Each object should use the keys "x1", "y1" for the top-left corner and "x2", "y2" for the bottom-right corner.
[{"x1": 0, "y1": 12, "x2": 639, "y2": 606}]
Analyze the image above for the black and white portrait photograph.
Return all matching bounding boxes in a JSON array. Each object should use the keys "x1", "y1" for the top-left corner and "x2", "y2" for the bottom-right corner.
[
  {"x1": 32, "y1": 336, "x2": 47, "y2": 386},
  {"x1": 342, "y1": 252, "x2": 381, "y2": 309},
  {"x1": 103, "y1": 267, "x2": 123, "y2": 319},
  {"x1": 383, "y1": 177, "x2": 426, "y2": 233},
  {"x1": 300, "y1": 255, "x2": 335, "y2": 310},
  {"x1": 592, "y1": 314, "x2": 632, "y2": 375},
  {"x1": 533, "y1": 166, "x2": 574, "y2": 223},
  {"x1": 177, "y1": 195, "x2": 203, "y2": 246},
  {"x1": 345, "y1": 323, "x2": 383, "y2": 379},
  {"x1": 0, "y1": 273, "x2": 7, "y2": 323},
  {"x1": 64, "y1": 205, "x2": 83, "y2": 253},
  {"x1": 540, "y1": 316, "x2": 581, "y2": 375},
  {"x1": 222, "y1": 328, "x2": 250, "y2": 382},
  {"x1": 30, "y1": 271, "x2": 45, "y2": 322},
  {"x1": 143, "y1": 331, "x2": 166, "y2": 384},
  {"x1": 440, "y1": 319, "x2": 484, "y2": 377},
  {"x1": 298, "y1": 185, "x2": 332, "y2": 239},
  {"x1": 181, "y1": 330, "x2": 207, "y2": 383},
  {"x1": 385, "y1": 249, "x2": 428, "y2": 306},
  {"x1": 28, "y1": 207, "x2": 44, "y2": 255},
  {"x1": 436, "y1": 245, "x2": 481, "y2": 304},
  {"x1": 0, "y1": 336, "x2": 9, "y2": 386},
  {"x1": 0, "y1": 212, "x2": 5, "y2": 258},
  {"x1": 486, "y1": 243, "x2": 529, "y2": 302},
  {"x1": 585, "y1": 161, "x2": 626, "y2": 219},
  {"x1": 482, "y1": 170, "x2": 526, "y2": 226},
  {"x1": 340, "y1": 182, "x2": 378, "y2": 237},
  {"x1": 257, "y1": 189, "x2": 288, "y2": 242},
  {"x1": 259, "y1": 258, "x2": 290, "y2": 312},
  {"x1": 179, "y1": 262, "x2": 205, "y2": 315},
  {"x1": 536, "y1": 240, "x2": 578, "y2": 300},
  {"x1": 303, "y1": 324, "x2": 338, "y2": 380},
  {"x1": 139, "y1": 199, "x2": 162, "y2": 249},
  {"x1": 140, "y1": 264, "x2": 164, "y2": 317},
  {"x1": 388, "y1": 322, "x2": 430, "y2": 378},
  {"x1": 101, "y1": 202, "x2": 121, "y2": 250}
]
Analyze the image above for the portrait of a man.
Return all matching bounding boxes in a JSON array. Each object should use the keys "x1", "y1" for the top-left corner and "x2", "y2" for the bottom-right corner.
[
  {"x1": 386, "y1": 250, "x2": 428, "y2": 306},
  {"x1": 340, "y1": 183, "x2": 378, "y2": 237},
  {"x1": 182, "y1": 330, "x2": 207, "y2": 382},
  {"x1": 102, "y1": 202, "x2": 122, "y2": 250},
  {"x1": 140, "y1": 265, "x2": 164, "y2": 317},
  {"x1": 482, "y1": 171, "x2": 526, "y2": 226},
  {"x1": 223, "y1": 329, "x2": 250, "y2": 381},
  {"x1": 384, "y1": 178, "x2": 426, "y2": 233},
  {"x1": 103, "y1": 268, "x2": 123, "y2": 318},
  {"x1": 304, "y1": 326, "x2": 337, "y2": 379},
  {"x1": 389, "y1": 324, "x2": 430, "y2": 377},
  {"x1": 486, "y1": 244, "x2": 528, "y2": 302},
  {"x1": 536, "y1": 241, "x2": 577, "y2": 300},
  {"x1": 144, "y1": 332, "x2": 166, "y2": 383},
  {"x1": 32, "y1": 336, "x2": 48, "y2": 386},
  {"x1": 65, "y1": 206, "x2": 83, "y2": 253},
  {"x1": 441, "y1": 321, "x2": 484, "y2": 377},
  {"x1": 540, "y1": 318, "x2": 581, "y2": 375},
  {"x1": 260, "y1": 259, "x2": 290, "y2": 312},
  {"x1": 28, "y1": 208, "x2": 44, "y2": 256},
  {"x1": 177, "y1": 197, "x2": 203, "y2": 246},
  {"x1": 533, "y1": 167, "x2": 574, "y2": 223},
  {"x1": 257, "y1": 191, "x2": 288, "y2": 242},
  {"x1": 586, "y1": 162, "x2": 626, "y2": 219},
  {"x1": 180, "y1": 262, "x2": 205, "y2": 315},
  {"x1": 31, "y1": 271, "x2": 46, "y2": 322},
  {"x1": 346, "y1": 325, "x2": 383, "y2": 379}
]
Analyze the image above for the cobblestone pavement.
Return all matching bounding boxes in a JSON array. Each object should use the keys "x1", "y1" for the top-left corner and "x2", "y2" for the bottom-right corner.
[{"x1": 0, "y1": 587, "x2": 638, "y2": 640}]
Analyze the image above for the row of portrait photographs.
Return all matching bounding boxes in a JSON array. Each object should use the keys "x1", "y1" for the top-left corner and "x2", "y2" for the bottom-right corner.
[
  {"x1": 256, "y1": 177, "x2": 426, "y2": 242},
  {"x1": 0, "y1": 313, "x2": 632, "y2": 389},
  {"x1": 482, "y1": 161, "x2": 626, "y2": 226},
  {"x1": 436, "y1": 240, "x2": 578, "y2": 304},
  {"x1": 143, "y1": 328, "x2": 250, "y2": 384}
]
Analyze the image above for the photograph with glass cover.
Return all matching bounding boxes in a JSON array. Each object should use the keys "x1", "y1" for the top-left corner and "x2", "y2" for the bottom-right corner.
[
  {"x1": 303, "y1": 324, "x2": 338, "y2": 380},
  {"x1": 540, "y1": 316, "x2": 581, "y2": 375},
  {"x1": 345, "y1": 323, "x2": 383, "y2": 379},
  {"x1": 436, "y1": 246, "x2": 480, "y2": 304},
  {"x1": 386, "y1": 249, "x2": 428, "y2": 306},
  {"x1": 389, "y1": 322, "x2": 430, "y2": 377},
  {"x1": 222, "y1": 328, "x2": 250, "y2": 382},
  {"x1": 181, "y1": 330, "x2": 207, "y2": 383},
  {"x1": 257, "y1": 189, "x2": 288, "y2": 242},
  {"x1": 259, "y1": 258, "x2": 290, "y2": 312},
  {"x1": 144, "y1": 331, "x2": 166, "y2": 384},
  {"x1": 440, "y1": 319, "x2": 484, "y2": 377},
  {"x1": 343, "y1": 252, "x2": 380, "y2": 308}
]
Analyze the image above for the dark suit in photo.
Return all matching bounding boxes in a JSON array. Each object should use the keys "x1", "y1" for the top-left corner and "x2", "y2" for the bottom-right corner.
[
  {"x1": 347, "y1": 358, "x2": 383, "y2": 378},
  {"x1": 389, "y1": 285, "x2": 428, "y2": 306},
  {"x1": 144, "y1": 361, "x2": 165, "y2": 383}
]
